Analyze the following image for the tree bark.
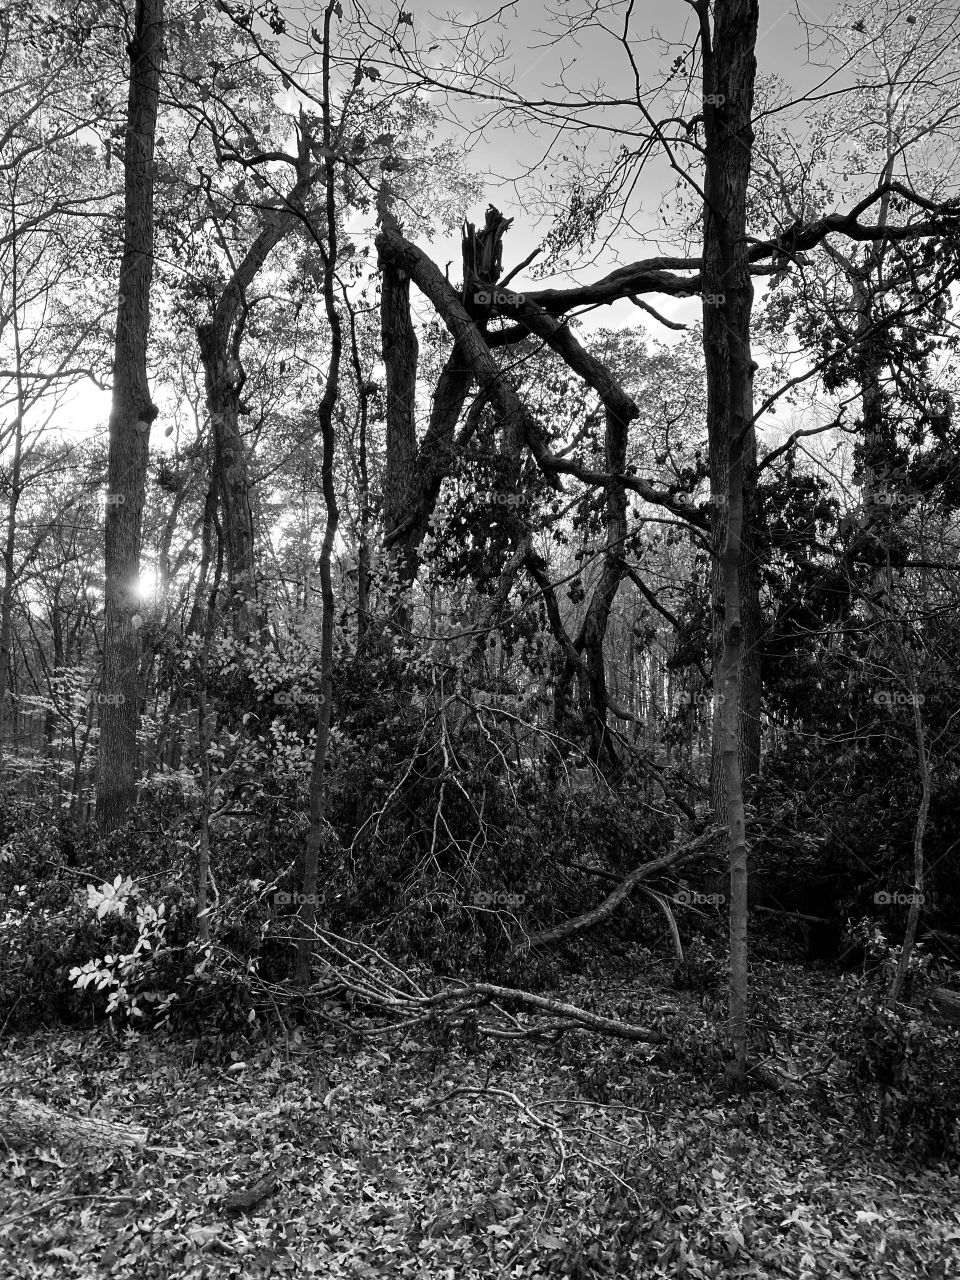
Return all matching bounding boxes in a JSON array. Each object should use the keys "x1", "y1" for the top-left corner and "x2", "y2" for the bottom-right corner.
[{"x1": 96, "y1": 0, "x2": 164, "y2": 832}]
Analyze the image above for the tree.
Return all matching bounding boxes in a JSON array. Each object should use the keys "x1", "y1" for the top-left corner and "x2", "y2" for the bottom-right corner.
[
  {"x1": 0, "y1": 4, "x2": 114, "y2": 762},
  {"x1": 96, "y1": 0, "x2": 165, "y2": 832}
]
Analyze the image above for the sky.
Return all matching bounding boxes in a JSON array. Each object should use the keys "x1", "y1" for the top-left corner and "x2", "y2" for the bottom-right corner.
[
  {"x1": 380, "y1": 0, "x2": 847, "y2": 334},
  {"x1": 63, "y1": 0, "x2": 849, "y2": 479}
]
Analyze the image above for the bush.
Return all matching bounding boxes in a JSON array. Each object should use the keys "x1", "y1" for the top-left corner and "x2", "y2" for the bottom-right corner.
[{"x1": 825, "y1": 922, "x2": 960, "y2": 1158}]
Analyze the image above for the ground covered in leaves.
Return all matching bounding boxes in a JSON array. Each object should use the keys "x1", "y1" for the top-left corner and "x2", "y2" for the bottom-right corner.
[{"x1": 1, "y1": 958, "x2": 958, "y2": 1279}]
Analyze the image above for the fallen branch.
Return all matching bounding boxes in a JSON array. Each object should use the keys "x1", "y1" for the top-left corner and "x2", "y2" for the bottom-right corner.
[
  {"x1": 427, "y1": 982, "x2": 667, "y2": 1043},
  {"x1": 752, "y1": 906, "x2": 836, "y2": 925},
  {"x1": 640, "y1": 887, "x2": 683, "y2": 963},
  {"x1": 517, "y1": 827, "x2": 722, "y2": 951}
]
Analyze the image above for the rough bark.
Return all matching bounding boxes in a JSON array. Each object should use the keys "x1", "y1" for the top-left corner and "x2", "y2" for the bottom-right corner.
[
  {"x1": 344, "y1": 302, "x2": 373, "y2": 646},
  {"x1": 96, "y1": 0, "x2": 164, "y2": 832},
  {"x1": 378, "y1": 205, "x2": 517, "y2": 595}
]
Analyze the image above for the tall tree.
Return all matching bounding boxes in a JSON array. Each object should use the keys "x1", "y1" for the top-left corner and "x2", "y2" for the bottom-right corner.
[
  {"x1": 695, "y1": 0, "x2": 760, "y2": 1083},
  {"x1": 96, "y1": 0, "x2": 164, "y2": 831}
]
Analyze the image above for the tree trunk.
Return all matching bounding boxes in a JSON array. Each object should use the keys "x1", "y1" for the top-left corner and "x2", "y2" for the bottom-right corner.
[
  {"x1": 296, "y1": 1, "x2": 342, "y2": 985},
  {"x1": 576, "y1": 400, "x2": 630, "y2": 775},
  {"x1": 705, "y1": 11, "x2": 762, "y2": 817},
  {"x1": 380, "y1": 255, "x2": 420, "y2": 624},
  {"x1": 197, "y1": 331, "x2": 261, "y2": 642},
  {"x1": 96, "y1": 0, "x2": 164, "y2": 832},
  {"x1": 698, "y1": 0, "x2": 760, "y2": 1082},
  {"x1": 0, "y1": 410, "x2": 21, "y2": 765},
  {"x1": 887, "y1": 620, "x2": 931, "y2": 1008},
  {"x1": 194, "y1": 136, "x2": 312, "y2": 644}
]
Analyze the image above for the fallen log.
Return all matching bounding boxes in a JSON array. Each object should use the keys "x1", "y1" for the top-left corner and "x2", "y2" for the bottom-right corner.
[
  {"x1": 517, "y1": 827, "x2": 722, "y2": 951},
  {"x1": 929, "y1": 987, "x2": 960, "y2": 1026},
  {"x1": 0, "y1": 1093, "x2": 148, "y2": 1152}
]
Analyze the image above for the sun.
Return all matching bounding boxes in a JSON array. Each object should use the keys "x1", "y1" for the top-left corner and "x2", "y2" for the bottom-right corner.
[{"x1": 137, "y1": 567, "x2": 158, "y2": 600}]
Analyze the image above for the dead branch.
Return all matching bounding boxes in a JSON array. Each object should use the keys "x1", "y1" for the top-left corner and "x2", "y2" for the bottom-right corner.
[
  {"x1": 426, "y1": 982, "x2": 667, "y2": 1043},
  {"x1": 517, "y1": 827, "x2": 722, "y2": 951}
]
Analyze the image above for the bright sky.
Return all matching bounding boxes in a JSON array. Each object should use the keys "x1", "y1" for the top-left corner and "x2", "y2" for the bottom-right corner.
[
  {"x1": 390, "y1": 0, "x2": 845, "y2": 334},
  {"x1": 63, "y1": 0, "x2": 847, "y2": 476}
]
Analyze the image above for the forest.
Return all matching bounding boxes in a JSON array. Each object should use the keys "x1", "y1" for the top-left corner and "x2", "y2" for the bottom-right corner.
[{"x1": 1, "y1": 0, "x2": 959, "y2": 1275}]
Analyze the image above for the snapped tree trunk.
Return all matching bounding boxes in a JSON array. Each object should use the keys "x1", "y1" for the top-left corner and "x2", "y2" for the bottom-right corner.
[{"x1": 96, "y1": 0, "x2": 164, "y2": 832}]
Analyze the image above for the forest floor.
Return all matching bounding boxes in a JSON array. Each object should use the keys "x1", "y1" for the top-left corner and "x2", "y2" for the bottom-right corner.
[{"x1": 0, "y1": 955, "x2": 958, "y2": 1279}]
